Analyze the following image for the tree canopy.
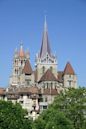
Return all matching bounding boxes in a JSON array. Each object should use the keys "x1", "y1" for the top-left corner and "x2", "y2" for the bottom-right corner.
[
  {"x1": 33, "y1": 108, "x2": 74, "y2": 129},
  {"x1": 33, "y1": 87, "x2": 86, "y2": 129},
  {"x1": 0, "y1": 100, "x2": 32, "y2": 129},
  {"x1": 51, "y1": 88, "x2": 86, "y2": 129}
]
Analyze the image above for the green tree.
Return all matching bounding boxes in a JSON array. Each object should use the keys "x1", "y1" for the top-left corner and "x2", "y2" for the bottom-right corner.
[
  {"x1": 0, "y1": 100, "x2": 32, "y2": 129},
  {"x1": 50, "y1": 88, "x2": 86, "y2": 129},
  {"x1": 33, "y1": 106, "x2": 74, "y2": 129}
]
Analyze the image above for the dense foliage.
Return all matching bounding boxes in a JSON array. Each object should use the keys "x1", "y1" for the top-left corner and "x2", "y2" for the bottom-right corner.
[
  {"x1": 0, "y1": 100, "x2": 32, "y2": 129},
  {"x1": 0, "y1": 87, "x2": 86, "y2": 129},
  {"x1": 33, "y1": 109, "x2": 74, "y2": 129},
  {"x1": 34, "y1": 88, "x2": 86, "y2": 129},
  {"x1": 51, "y1": 88, "x2": 86, "y2": 129}
]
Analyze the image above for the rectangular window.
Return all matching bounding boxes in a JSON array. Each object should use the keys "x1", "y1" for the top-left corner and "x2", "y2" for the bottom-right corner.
[{"x1": 43, "y1": 105, "x2": 47, "y2": 109}]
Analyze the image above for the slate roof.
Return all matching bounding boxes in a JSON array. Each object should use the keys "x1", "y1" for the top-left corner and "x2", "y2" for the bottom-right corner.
[{"x1": 40, "y1": 18, "x2": 51, "y2": 58}]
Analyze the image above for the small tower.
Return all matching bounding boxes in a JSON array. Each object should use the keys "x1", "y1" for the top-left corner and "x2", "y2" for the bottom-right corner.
[
  {"x1": 9, "y1": 44, "x2": 30, "y2": 87},
  {"x1": 35, "y1": 18, "x2": 57, "y2": 82},
  {"x1": 63, "y1": 62, "x2": 77, "y2": 88}
]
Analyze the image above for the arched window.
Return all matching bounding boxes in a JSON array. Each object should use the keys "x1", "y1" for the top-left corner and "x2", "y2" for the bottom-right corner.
[
  {"x1": 42, "y1": 66, "x2": 45, "y2": 74},
  {"x1": 15, "y1": 60, "x2": 16, "y2": 64},
  {"x1": 50, "y1": 66, "x2": 53, "y2": 72},
  {"x1": 15, "y1": 69, "x2": 16, "y2": 74},
  {"x1": 46, "y1": 83, "x2": 48, "y2": 89},
  {"x1": 51, "y1": 82, "x2": 53, "y2": 89}
]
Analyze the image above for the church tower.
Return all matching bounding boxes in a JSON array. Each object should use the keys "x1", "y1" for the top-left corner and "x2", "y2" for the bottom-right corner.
[
  {"x1": 35, "y1": 18, "x2": 57, "y2": 82},
  {"x1": 9, "y1": 44, "x2": 30, "y2": 86}
]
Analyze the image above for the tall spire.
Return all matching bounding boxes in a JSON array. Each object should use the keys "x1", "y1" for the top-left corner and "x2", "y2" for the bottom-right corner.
[{"x1": 40, "y1": 16, "x2": 51, "y2": 58}]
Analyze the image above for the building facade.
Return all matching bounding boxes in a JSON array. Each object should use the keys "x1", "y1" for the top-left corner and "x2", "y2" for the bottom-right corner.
[{"x1": 0, "y1": 19, "x2": 77, "y2": 119}]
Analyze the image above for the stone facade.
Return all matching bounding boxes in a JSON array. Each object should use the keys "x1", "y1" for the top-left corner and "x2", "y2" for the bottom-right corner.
[{"x1": 0, "y1": 19, "x2": 77, "y2": 120}]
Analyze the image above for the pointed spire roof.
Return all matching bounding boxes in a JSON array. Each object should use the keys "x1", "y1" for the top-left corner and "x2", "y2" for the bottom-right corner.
[
  {"x1": 22, "y1": 60, "x2": 32, "y2": 75},
  {"x1": 40, "y1": 17, "x2": 51, "y2": 58},
  {"x1": 19, "y1": 44, "x2": 25, "y2": 57},
  {"x1": 39, "y1": 69, "x2": 57, "y2": 82},
  {"x1": 64, "y1": 62, "x2": 75, "y2": 75}
]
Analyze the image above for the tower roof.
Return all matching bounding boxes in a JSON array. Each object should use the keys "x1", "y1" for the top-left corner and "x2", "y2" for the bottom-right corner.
[
  {"x1": 19, "y1": 44, "x2": 25, "y2": 57},
  {"x1": 22, "y1": 60, "x2": 32, "y2": 75},
  {"x1": 40, "y1": 17, "x2": 51, "y2": 58},
  {"x1": 64, "y1": 62, "x2": 75, "y2": 75},
  {"x1": 39, "y1": 69, "x2": 57, "y2": 82}
]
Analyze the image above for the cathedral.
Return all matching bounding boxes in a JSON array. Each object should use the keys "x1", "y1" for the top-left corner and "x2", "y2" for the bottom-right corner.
[{"x1": 0, "y1": 19, "x2": 77, "y2": 119}]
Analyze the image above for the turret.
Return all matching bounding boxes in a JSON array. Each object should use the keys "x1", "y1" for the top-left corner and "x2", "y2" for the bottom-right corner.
[{"x1": 63, "y1": 62, "x2": 77, "y2": 88}]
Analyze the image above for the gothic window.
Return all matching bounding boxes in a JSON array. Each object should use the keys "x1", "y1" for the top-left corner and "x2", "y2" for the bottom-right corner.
[
  {"x1": 21, "y1": 60, "x2": 23, "y2": 65},
  {"x1": 25, "y1": 79, "x2": 31, "y2": 86},
  {"x1": 27, "y1": 94, "x2": 29, "y2": 99},
  {"x1": 47, "y1": 55, "x2": 48, "y2": 62},
  {"x1": 42, "y1": 66, "x2": 45, "y2": 74},
  {"x1": 46, "y1": 83, "x2": 48, "y2": 89},
  {"x1": 16, "y1": 60, "x2": 18, "y2": 65},
  {"x1": 15, "y1": 69, "x2": 16, "y2": 74},
  {"x1": 69, "y1": 81, "x2": 72, "y2": 86},
  {"x1": 17, "y1": 69, "x2": 18, "y2": 74},
  {"x1": 45, "y1": 97, "x2": 47, "y2": 102},
  {"x1": 51, "y1": 82, "x2": 53, "y2": 89},
  {"x1": 15, "y1": 60, "x2": 16, "y2": 64},
  {"x1": 50, "y1": 66, "x2": 53, "y2": 72}
]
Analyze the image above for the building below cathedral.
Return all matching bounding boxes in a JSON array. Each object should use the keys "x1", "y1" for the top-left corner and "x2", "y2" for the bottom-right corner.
[{"x1": 0, "y1": 19, "x2": 77, "y2": 120}]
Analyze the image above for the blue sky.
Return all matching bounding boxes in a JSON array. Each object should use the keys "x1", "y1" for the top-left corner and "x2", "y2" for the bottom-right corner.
[{"x1": 0, "y1": 0, "x2": 86, "y2": 87}]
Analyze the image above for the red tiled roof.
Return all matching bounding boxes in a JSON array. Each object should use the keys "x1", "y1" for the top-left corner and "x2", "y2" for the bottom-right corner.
[
  {"x1": 0, "y1": 88, "x2": 5, "y2": 95},
  {"x1": 22, "y1": 60, "x2": 32, "y2": 75},
  {"x1": 39, "y1": 69, "x2": 57, "y2": 82},
  {"x1": 64, "y1": 62, "x2": 75, "y2": 75}
]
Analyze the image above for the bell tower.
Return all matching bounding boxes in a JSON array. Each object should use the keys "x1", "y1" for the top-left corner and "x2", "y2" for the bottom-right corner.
[{"x1": 9, "y1": 44, "x2": 30, "y2": 86}]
